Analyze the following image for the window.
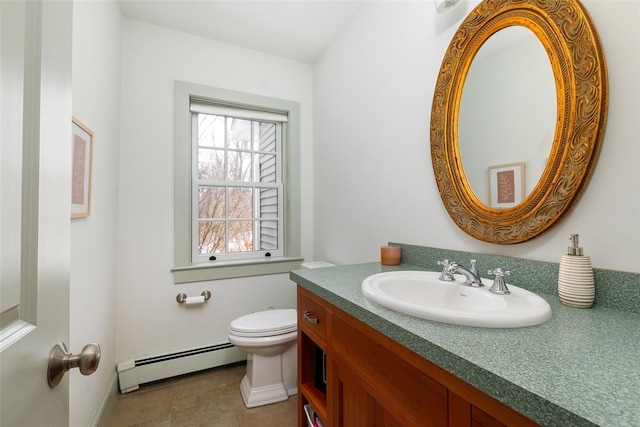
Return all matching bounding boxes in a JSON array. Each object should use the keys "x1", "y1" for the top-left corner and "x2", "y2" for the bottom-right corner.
[
  {"x1": 191, "y1": 101, "x2": 285, "y2": 262},
  {"x1": 173, "y1": 82, "x2": 302, "y2": 283}
]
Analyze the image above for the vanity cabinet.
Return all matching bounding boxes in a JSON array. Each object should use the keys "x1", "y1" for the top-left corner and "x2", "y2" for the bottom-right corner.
[
  {"x1": 297, "y1": 286, "x2": 540, "y2": 427},
  {"x1": 298, "y1": 291, "x2": 329, "y2": 424}
]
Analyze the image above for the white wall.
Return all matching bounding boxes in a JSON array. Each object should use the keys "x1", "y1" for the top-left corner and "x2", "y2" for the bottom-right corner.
[
  {"x1": 70, "y1": 1, "x2": 121, "y2": 426},
  {"x1": 67, "y1": 1, "x2": 637, "y2": 423},
  {"x1": 313, "y1": 0, "x2": 640, "y2": 273},
  {"x1": 116, "y1": 19, "x2": 314, "y2": 360}
]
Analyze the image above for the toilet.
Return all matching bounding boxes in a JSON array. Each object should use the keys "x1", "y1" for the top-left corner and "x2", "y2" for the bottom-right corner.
[
  {"x1": 228, "y1": 308, "x2": 298, "y2": 408},
  {"x1": 228, "y1": 261, "x2": 335, "y2": 408}
]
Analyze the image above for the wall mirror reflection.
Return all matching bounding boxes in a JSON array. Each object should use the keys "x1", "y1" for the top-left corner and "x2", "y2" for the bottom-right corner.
[{"x1": 458, "y1": 26, "x2": 556, "y2": 208}]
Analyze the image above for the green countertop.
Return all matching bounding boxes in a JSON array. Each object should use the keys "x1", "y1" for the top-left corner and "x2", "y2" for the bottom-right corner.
[{"x1": 290, "y1": 262, "x2": 640, "y2": 427}]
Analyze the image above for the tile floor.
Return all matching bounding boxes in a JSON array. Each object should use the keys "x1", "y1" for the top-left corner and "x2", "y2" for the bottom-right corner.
[{"x1": 105, "y1": 362, "x2": 298, "y2": 427}]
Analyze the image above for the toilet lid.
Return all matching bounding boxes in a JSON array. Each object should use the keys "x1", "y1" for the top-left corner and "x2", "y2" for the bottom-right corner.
[{"x1": 229, "y1": 309, "x2": 297, "y2": 337}]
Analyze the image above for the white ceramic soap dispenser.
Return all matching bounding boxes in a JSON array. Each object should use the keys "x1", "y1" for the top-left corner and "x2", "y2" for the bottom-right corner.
[{"x1": 557, "y1": 234, "x2": 595, "y2": 308}]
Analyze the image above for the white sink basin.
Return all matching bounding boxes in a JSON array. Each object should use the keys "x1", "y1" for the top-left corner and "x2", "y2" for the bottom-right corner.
[{"x1": 362, "y1": 271, "x2": 551, "y2": 328}]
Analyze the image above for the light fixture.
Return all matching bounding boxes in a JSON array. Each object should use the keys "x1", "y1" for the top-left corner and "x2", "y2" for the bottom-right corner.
[{"x1": 435, "y1": 0, "x2": 462, "y2": 13}]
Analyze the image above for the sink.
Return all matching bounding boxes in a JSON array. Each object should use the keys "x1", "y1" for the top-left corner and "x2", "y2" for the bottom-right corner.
[{"x1": 362, "y1": 271, "x2": 551, "y2": 328}]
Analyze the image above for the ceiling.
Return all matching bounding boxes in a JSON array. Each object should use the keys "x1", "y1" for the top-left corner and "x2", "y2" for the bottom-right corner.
[{"x1": 118, "y1": 0, "x2": 368, "y2": 63}]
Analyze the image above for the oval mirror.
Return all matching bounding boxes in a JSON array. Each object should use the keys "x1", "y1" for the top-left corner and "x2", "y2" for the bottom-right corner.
[{"x1": 431, "y1": 0, "x2": 608, "y2": 244}]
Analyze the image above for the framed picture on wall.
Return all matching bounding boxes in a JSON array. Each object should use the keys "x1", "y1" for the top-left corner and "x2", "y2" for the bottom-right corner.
[
  {"x1": 488, "y1": 162, "x2": 524, "y2": 209},
  {"x1": 71, "y1": 116, "x2": 94, "y2": 218}
]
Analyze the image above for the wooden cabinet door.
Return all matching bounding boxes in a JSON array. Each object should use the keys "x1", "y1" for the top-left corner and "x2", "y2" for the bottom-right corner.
[
  {"x1": 334, "y1": 361, "x2": 407, "y2": 427},
  {"x1": 471, "y1": 406, "x2": 507, "y2": 427},
  {"x1": 332, "y1": 316, "x2": 447, "y2": 427},
  {"x1": 334, "y1": 362, "x2": 375, "y2": 427},
  {"x1": 374, "y1": 401, "x2": 404, "y2": 427}
]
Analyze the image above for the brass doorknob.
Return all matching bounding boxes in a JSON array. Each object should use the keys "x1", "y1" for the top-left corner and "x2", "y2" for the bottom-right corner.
[{"x1": 47, "y1": 342, "x2": 101, "y2": 387}]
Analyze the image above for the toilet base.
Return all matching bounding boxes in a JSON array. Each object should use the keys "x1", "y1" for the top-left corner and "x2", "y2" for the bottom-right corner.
[
  {"x1": 239, "y1": 374, "x2": 289, "y2": 408},
  {"x1": 234, "y1": 342, "x2": 298, "y2": 408}
]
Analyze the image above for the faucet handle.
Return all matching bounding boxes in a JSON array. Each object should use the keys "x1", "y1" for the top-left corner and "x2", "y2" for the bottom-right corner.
[
  {"x1": 437, "y1": 259, "x2": 456, "y2": 281},
  {"x1": 487, "y1": 267, "x2": 510, "y2": 276},
  {"x1": 469, "y1": 259, "x2": 478, "y2": 277},
  {"x1": 487, "y1": 268, "x2": 511, "y2": 295}
]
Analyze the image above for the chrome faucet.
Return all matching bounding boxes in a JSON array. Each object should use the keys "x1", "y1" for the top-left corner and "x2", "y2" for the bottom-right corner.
[
  {"x1": 438, "y1": 259, "x2": 483, "y2": 287},
  {"x1": 452, "y1": 263, "x2": 484, "y2": 287}
]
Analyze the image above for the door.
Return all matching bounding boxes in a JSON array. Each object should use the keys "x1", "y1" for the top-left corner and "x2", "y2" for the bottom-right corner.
[{"x1": 1, "y1": 1, "x2": 73, "y2": 425}]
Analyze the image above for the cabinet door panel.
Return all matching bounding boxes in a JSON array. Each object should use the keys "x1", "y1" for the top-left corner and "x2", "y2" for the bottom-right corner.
[
  {"x1": 472, "y1": 406, "x2": 507, "y2": 427},
  {"x1": 333, "y1": 316, "x2": 447, "y2": 426},
  {"x1": 374, "y1": 401, "x2": 404, "y2": 427},
  {"x1": 449, "y1": 391, "x2": 472, "y2": 427},
  {"x1": 334, "y1": 362, "x2": 375, "y2": 427}
]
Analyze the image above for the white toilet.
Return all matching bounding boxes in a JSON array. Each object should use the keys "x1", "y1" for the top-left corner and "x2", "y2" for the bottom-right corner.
[
  {"x1": 228, "y1": 261, "x2": 335, "y2": 408},
  {"x1": 228, "y1": 308, "x2": 298, "y2": 408}
]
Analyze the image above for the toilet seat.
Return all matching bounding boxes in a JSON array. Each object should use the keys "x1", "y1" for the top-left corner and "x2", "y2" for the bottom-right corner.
[{"x1": 229, "y1": 309, "x2": 297, "y2": 338}]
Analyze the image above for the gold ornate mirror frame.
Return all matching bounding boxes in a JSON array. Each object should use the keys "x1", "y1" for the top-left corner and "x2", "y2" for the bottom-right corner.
[{"x1": 431, "y1": 0, "x2": 608, "y2": 244}]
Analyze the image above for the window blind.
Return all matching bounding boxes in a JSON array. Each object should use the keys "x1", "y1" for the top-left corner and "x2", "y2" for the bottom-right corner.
[{"x1": 190, "y1": 98, "x2": 288, "y2": 123}]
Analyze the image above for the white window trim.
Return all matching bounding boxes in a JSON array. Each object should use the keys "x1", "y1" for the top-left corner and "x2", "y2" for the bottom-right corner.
[{"x1": 173, "y1": 81, "x2": 302, "y2": 283}]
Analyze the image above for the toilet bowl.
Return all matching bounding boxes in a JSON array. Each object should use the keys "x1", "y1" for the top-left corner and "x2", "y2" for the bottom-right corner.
[{"x1": 228, "y1": 308, "x2": 298, "y2": 408}]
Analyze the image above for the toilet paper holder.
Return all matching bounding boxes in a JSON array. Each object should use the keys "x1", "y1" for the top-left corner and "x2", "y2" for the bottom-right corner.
[{"x1": 176, "y1": 290, "x2": 212, "y2": 303}]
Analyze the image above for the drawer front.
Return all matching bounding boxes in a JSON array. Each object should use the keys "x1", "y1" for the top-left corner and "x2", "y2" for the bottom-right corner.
[{"x1": 298, "y1": 291, "x2": 327, "y2": 342}]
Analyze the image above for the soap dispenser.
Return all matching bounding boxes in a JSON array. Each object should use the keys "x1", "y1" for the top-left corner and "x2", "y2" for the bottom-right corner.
[{"x1": 557, "y1": 234, "x2": 595, "y2": 308}]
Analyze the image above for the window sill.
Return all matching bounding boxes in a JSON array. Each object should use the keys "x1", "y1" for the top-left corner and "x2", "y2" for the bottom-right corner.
[{"x1": 172, "y1": 256, "x2": 304, "y2": 284}]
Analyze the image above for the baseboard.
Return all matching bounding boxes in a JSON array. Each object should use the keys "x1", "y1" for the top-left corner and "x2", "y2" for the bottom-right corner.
[{"x1": 92, "y1": 371, "x2": 119, "y2": 427}]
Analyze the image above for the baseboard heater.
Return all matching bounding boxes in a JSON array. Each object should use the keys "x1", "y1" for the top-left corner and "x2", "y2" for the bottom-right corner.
[{"x1": 116, "y1": 342, "x2": 246, "y2": 393}]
